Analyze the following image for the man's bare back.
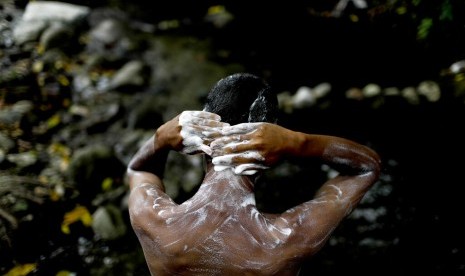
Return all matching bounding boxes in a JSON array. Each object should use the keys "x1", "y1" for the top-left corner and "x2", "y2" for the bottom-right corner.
[{"x1": 127, "y1": 73, "x2": 381, "y2": 275}]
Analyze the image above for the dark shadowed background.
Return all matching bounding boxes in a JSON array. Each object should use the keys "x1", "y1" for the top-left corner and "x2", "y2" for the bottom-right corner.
[{"x1": 1, "y1": 1, "x2": 464, "y2": 275}]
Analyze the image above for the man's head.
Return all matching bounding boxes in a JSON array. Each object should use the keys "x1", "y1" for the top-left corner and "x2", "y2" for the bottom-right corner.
[{"x1": 204, "y1": 73, "x2": 278, "y2": 125}]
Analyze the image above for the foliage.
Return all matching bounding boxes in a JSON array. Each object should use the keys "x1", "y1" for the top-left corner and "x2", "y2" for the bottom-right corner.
[{"x1": 5, "y1": 263, "x2": 36, "y2": 276}]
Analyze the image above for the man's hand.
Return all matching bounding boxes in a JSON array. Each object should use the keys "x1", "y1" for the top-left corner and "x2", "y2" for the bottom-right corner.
[
  {"x1": 210, "y1": 123, "x2": 294, "y2": 174},
  {"x1": 159, "y1": 112, "x2": 295, "y2": 175},
  {"x1": 177, "y1": 111, "x2": 228, "y2": 155}
]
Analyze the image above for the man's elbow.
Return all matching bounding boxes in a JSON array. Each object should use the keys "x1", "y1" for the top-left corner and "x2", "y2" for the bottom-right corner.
[
  {"x1": 127, "y1": 154, "x2": 140, "y2": 171},
  {"x1": 370, "y1": 151, "x2": 382, "y2": 176},
  {"x1": 362, "y1": 153, "x2": 382, "y2": 181}
]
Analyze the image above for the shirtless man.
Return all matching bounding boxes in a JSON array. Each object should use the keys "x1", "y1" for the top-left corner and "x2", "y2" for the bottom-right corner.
[{"x1": 126, "y1": 73, "x2": 381, "y2": 275}]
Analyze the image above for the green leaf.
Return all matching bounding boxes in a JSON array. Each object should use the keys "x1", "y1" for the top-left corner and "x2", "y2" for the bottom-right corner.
[
  {"x1": 440, "y1": 0, "x2": 453, "y2": 21},
  {"x1": 417, "y1": 18, "x2": 433, "y2": 40},
  {"x1": 5, "y1": 264, "x2": 36, "y2": 276}
]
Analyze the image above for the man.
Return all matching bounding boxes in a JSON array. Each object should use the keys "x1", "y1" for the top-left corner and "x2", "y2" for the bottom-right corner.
[{"x1": 126, "y1": 73, "x2": 381, "y2": 275}]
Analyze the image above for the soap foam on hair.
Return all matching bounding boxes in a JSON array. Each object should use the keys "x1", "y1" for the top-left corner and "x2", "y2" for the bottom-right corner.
[{"x1": 180, "y1": 113, "x2": 269, "y2": 175}]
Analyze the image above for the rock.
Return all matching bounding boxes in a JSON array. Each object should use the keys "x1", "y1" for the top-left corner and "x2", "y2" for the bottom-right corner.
[
  {"x1": 88, "y1": 18, "x2": 125, "y2": 48},
  {"x1": 362, "y1": 83, "x2": 381, "y2": 98},
  {"x1": 383, "y1": 87, "x2": 400, "y2": 96},
  {"x1": 448, "y1": 60, "x2": 465, "y2": 74},
  {"x1": 92, "y1": 204, "x2": 127, "y2": 240},
  {"x1": 114, "y1": 130, "x2": 152, "y2": 166},
  {"x1": 21, "y1": 1, "x2": 90, "y2": 23},
  {"x1": 0, "y1": 59, "x2": 33, "y2": 85},
  {"x1": 346, "y1": 87, "x2": 364, "y2": 100},
  {"x1": 67, "y1": 144, "x2": 125, "y2": 200},
  {"x1": 277, "y1": 91, "x2": 293, "y2": 113},
  {"x1": 0, "y1": 100, "x2": 33, "y2": 125},
  {"x1": 0, "y1": 132, "x2": 15, "y2": 153},
  {"x1": 12, "y1": 20, "x2": 48, "y2": 45},
  {"x1": 417, "y1": 80, "x2": 441, "y2": 102},
  {"x1": 144, "y1": 36, "x2": 235, "y2": 118},
  {"x1": 350, "y1": 207, "x2": 387, "y2": 222},
  {"x1": 204, "y1": 5, "x2": 234, "y2": 28},
  {"x1": 86, "y1": 15, "x2": 135, "y2": 61},
  {"x1": 6, "y1": 151, "x2": 37, "y2": 168},
  {"x1": 401, "y1": 87, "x2": 419, "y2": 105},
  {"x1": 126, "y1": 95, "x2": 163, "y2": 130},
  {"x1": 13, "y1": 1, "x2": 89, "y2": 45},
  {"x1": 312, "y1": 82, "x2": 331, "y2": 99},
  {"x1": 77, "y1": 102, "x2": 121, "y2": 133},
  {"x1": 39, "y1": 22, "x2": 73, "y2": 51},
  {"x1": 106, "y1": 60, "x2": 148, "y2": 92},
  {"x1": 292, "y1": 86, "x2": 315, "y2": 109}
]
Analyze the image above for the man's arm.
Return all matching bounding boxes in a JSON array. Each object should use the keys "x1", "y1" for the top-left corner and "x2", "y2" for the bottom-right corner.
[
  {"x1": 127, "y1": 111, "x2": 227, "y2": 191},
  {"x1": 212, "y1": 122, "x2": 381, "y2": 204},
  {"x1": 125, "y1": 114, "x2": 182, "y2": 234},
  {"x1": 126, "y1": 116, "x2": 180, "y2": 192},
  {"x1": 211, "y1": 122, "x2": 380, "y2": 174},
  {"x1": 210, "y1": 123, "x2": 381, "y2": 255},
  {"x1": 290, "y1": 131, "x2": 381, "y2": 203},
  {"x1": 277, "y1": 131, "x2": 380, "y2": 256}
]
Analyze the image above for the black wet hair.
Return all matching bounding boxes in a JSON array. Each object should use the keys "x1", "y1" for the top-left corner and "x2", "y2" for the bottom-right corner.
[{"x1": 204, "y1": 73, "x2": 278, "y2": 125}]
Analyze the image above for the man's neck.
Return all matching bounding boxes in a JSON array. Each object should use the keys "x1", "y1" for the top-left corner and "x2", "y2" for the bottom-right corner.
[{"x1": 202, "y1": 166, "x2": 255, "y2": 194}]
